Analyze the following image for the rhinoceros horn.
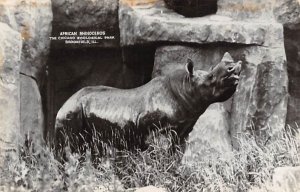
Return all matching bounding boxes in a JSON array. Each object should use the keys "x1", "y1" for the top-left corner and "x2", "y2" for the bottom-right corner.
[{"x1": 221, "y1": 52, "x2": 234, "y2": 63}]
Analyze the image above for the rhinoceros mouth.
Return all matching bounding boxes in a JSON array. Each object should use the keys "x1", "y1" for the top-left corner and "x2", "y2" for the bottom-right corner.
[
  {"x1": 224, "y1": 66, "x2": 241, "y2": 86},
  {"x1": 228, "y1": 74, "x2": 240, "y2": 81},
  {"x1": 227, "y1": 75, "x2": 240, "y2": 85},
  {"x1": 223, "y1": 76, "x2": 239, "y2": 87}
]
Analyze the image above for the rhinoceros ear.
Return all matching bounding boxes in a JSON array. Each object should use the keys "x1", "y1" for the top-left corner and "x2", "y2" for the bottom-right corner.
[
  {"x1": 221, "y1": 52, "x2": 234, "y2": 63},
  {"x1": 185, "y1": 58, "x2": 194, "y2": 77}
]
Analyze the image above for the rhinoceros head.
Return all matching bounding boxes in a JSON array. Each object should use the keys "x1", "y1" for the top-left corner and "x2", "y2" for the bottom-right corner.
[
  {"x1": 207, "y1": 52, "x2": 242, "y2": 102},
  {"x1": 185, "y1": 52, "x2": 242, "y2": 103}
]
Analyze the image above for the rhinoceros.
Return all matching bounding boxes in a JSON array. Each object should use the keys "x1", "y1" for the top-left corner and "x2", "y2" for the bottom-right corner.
[{"x1": 54, "y1": 52, "x2": 241, "y2": 159}]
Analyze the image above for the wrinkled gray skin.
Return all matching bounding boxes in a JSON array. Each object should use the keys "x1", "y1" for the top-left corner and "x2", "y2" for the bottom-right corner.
[{"x1": 54, "y1": 52, "x2": 242, "y2": 160}]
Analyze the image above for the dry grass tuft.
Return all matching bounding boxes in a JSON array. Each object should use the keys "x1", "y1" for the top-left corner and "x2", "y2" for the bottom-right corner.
[{"x1": 0, "y1": 125, "x2": 299, "y2": 192}]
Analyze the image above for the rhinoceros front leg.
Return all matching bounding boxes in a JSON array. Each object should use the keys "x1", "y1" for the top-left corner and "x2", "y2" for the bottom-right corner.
[
  {"x1": 171, "y1": 120, "x2": 197, "y2": 154},
  {"x1": 54, "y1": 122, "x2": 68, "y2": 162},
  {"x1": 54, "y1": 107, "x2": 89, "y2": 162}
]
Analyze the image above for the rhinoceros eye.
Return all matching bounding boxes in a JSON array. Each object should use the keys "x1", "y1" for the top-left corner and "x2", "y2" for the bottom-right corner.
[
  {"x1": 208, "y1": 73, "x2": 214, "y2": 80},
  {"x1": 227, "y1": 66, "x2": 234, "y2": 72}
]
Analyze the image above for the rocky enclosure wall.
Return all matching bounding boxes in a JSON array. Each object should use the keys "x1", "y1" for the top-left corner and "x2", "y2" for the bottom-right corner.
[
  {"x1": 0, "y1": 0, "x2": 299, "y2": 163},
  {"x1": 274, "y1": 0, "x2": 300, "y2": 127},
  {"x1": 0, "y1": 23, "x2": 22, "y2": 162},
  {"x1": 0, "y1": 0, "x2": 52, "y2": 161}
]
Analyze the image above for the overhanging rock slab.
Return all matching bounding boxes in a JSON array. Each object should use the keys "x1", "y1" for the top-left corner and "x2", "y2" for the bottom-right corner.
[{"x1": 119, "y1": 1, "x2": 284, "y2": 48}]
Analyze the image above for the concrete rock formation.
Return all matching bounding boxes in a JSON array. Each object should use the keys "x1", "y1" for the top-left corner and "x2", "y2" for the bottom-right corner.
[
  {"x1": 20, "y1": 76, "x2": 44, "y2": 146},
  {"x1": 134, "y1": 186, "x2": 168, "y2": 192},
  {"x1": 0, "y1": 0, "x2": 53, "y2": 81},
  {"x1": 119, "y1": 2, "x2": 281, "y2": 47},
  {"x1": 274, "y1": 0, "x2": 300, "y2": 127},
  {"x1": 0, "y1": 23, "x2": 22, "y2": 163},
  {"x1": 274, "y1": 0, "x2": 300, "y2": 30},
  {"x1": 182, "y1": 103, "x2": 233, "y2": 162},
  {"x1": 0, "y1": 0, "x2": 53, "y2": 146},
  {"x1": 273, "y1": 166, "x2": 300, "y2": 192}
]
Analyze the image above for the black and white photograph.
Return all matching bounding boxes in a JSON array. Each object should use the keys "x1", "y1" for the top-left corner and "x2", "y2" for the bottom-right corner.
[{"x1": 0, "y1": 0, "x2": 300, "y2": 191}]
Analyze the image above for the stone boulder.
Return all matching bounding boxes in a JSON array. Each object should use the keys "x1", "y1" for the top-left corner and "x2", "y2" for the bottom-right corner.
[
  {"x1": 0, "y1": 0, "x2": 53, "y2": 81},
  {"x1": 0, "y1": 0, "x2": 52, "y2": 145},
  {"x1": 0, "y1": 23, "x2": 22, "y2": 163},
  {"x1": 20, "y1": 75, "x2": 44, "y2": 146},
  {"x1": 51, "y1": 0, "x2": 119, "y2": 48},
  {"x1": 274, "y1": 0, "x2": 300, "y2": 30},
  {"x1": 133, "y1": 186, "x2": 168, "y2": 192},
  {"x1": 125, "y1": 186, "x2": 168, "y2": 192},
  {"x1": 182, "y1": 103, "x2": 233, "y2": 163},
  {"x1": 273, "y1": 166, "x2": 300, "y2": 192},
  {"x1": 230, "y1": 47, "x2": 288, "y2": 147}
]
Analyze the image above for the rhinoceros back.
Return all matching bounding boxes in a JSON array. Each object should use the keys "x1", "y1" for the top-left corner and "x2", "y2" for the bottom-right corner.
[{"x1": 55, "y1": 86, "x2": 116, "y2": 130}]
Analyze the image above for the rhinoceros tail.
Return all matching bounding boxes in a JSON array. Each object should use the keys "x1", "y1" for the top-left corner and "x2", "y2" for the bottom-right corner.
[{"x1": 54, "y1": 117, "x2": 67, "y2": 162}]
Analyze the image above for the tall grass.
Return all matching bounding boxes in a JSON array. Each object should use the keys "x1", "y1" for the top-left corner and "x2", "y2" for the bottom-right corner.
[
  {"x1": 0, "y1": 144, "x2": 121, "y2": 191},
  {"x1": 0, "y1": 125, "x2": 299, "y2": 192},
  {"x1": 115, "y1": 126, "x2": 300, "y2": 192}
]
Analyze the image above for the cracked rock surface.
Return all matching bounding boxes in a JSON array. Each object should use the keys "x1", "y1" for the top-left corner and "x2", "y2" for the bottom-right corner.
[
  {"x1": 119, "y1": 1, "x2": 283, "y2": 48},
  {"x1": 0, "y1": 23, "x2": 22, "y2": 162}
]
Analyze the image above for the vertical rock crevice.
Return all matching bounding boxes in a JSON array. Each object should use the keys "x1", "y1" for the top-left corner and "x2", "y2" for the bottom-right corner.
[{"x1": 273, "y1": 0, "x2": 300, "y2": 127}]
